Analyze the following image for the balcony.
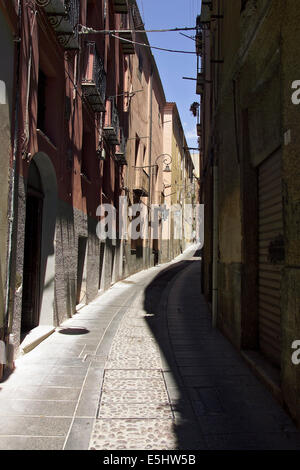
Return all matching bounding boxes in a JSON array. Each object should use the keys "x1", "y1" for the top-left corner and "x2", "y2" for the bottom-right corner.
[
  {"x1": 113, "y1": 0, "x2": 128, "y2": 13},
  {"x1": 195, "y1": 30, "x2": 203, "y2": 56},
  {"x1": 197, "y1": 123, "x2": 202, "y2": 137},
  {"x1": 103, "y1": 99, "x2": 120, "y2": 145},
  {"x1": 133, "y1": 168, "x2": 149, "y2": 197},
  {"x1": 196, "y1": 72, "x2": 204, "y2": 95},
  {"x1": 119, "y1": 13, "x2": 135, "y2": 54},
  {"x1": 37, "y1": 0, "x2": 79, "y2": 49},
  {"x1": 82, "y1": 42, "x2": 106, "y2": 113},
  {"x1": 115, "y1": 129, "x2": 127, "y2": 165}
]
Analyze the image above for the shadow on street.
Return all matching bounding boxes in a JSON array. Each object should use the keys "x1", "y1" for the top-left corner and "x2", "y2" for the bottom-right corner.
[
  {"x1": 144, "y1": 250, "x2": 205, "y2": 449},
  {"x1": 143, "y1": 249, "x2": 300, "y2": 450}
]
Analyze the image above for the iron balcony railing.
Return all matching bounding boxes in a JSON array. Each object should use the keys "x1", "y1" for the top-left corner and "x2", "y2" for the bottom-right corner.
[
  {"x1": 119, "y1": 13, "x2": 135, "y2": 54},
  {"x1": 103, "y1": 98, "x2": 120, "y2": 145},
  {"x1": 196, "y1": 65, "x2": 204, "y2": 96},
  {"x1": 82, "y1": 42, "x2": 106, "y2": 113},
  {"x1": 196, "y1": 104, "x2": 201, "y2": 137},
  {"x1": 113, "y1": 0, "x2": 128, "y2": 13},
  {"x1": 37, "y1": 0, "x2": 79, "y2": 49},
  {"x1": 115, "y1": 129, "x2": 127, "y2": 165},
  {"x1": 197, "y1": 122, "x2": 202, "y2": 137},
  {"x1": 195, "y1": 30, "x2": 203, "y2": 56},
  {"x1": 133, "y1": 168, "x2": 149, "y2": 197}
]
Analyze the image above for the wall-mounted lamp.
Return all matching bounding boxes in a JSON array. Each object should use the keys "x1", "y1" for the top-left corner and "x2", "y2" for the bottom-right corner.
[{"x1": 133, "y1": 153, "x2": 173, "y2": 172}]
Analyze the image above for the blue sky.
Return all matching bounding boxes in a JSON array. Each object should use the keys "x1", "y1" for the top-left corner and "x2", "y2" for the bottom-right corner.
[{"x1": 136, "y1": 0, "x2": 201, "y2": 153}]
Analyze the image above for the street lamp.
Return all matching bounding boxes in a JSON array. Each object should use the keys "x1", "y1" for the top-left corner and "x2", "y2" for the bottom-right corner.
[
  {"x1": 155, "y1": 153, "x2": 172, "y2": 172},
  {"x1": 132, "y1": 153, "x2": 173, "y2": 172}
]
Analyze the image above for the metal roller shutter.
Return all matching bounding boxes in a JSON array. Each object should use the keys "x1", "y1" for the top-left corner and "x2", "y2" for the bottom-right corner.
[{"x1": 258, "y1": 150, "x2": 283, "y2": 367}]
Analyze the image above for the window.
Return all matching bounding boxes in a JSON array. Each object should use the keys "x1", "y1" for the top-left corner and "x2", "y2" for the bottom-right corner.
[
  {"x1": 134, "y1": 135, "x2": 140, "y2": 166},
  {"x1": 37, "y1": 69, "x2": 47, "y2": 132},
  {"x1": 37, "y1": 68, "x2": 58, "y2": 144},
  {"x1": 137, "y1": 51, "x2": 143, "y2": 81}
]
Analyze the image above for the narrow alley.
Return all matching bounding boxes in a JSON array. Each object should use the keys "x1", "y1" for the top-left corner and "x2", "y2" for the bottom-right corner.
[
  {"x1": 1, "y1": 0, "x2": 300, "y2": 455},
  {"x1": 0, "y1": 246, "x2": 299, "y2": 450}
]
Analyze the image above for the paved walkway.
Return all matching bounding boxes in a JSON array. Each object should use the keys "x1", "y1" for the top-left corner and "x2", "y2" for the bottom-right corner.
[{"x1": 0, "y1": 246, "x2": 299, "y2": 450}]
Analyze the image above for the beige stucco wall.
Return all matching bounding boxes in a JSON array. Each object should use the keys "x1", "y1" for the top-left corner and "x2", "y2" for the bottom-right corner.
[
  {"x1": 124, "y1": 31, "x2": 166, "y2": 269},
  {"x1": 162, "y1": 104, "x2": 194, "y2": 260}
]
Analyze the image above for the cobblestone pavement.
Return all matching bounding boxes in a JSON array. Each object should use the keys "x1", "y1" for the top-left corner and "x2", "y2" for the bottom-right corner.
[
  {"x1": 0, "y1": 245, "x2": 300, "y2": 450},
  {"x1": 89, "y1": 290, "x2": 177, "y2": 450}
]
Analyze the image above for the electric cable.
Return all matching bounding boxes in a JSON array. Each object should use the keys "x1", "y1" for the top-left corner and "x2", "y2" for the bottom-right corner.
[
  {"x1": 78, "y1": 25, "x2": 197, "y2": 34},
  {"x1": 110, "y1": 33, "x2": 195, "y2": 54},
  {"x1": 179, "y1": 32, "x2": 196, "y2": 41}
]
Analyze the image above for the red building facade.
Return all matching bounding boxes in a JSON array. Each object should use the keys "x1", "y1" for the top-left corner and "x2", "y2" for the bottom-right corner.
[
  {"x1": 0, "y1": 0, "x2": 194, "y2": 373},
  {"x1": 0, "y1": 0, "x2": 129, "y2": 357}
]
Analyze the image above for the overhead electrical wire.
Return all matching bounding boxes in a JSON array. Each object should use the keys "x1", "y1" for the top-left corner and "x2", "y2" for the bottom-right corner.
[
  {"x1": 78, "y1": 25, "x2": 197, "y2": 34},
  {"x1": 110, "y1": 32, "x2": 195, "y2": 54},
  {"x1": 179, "y1": 32, "x2": 196, "y2": 41}
]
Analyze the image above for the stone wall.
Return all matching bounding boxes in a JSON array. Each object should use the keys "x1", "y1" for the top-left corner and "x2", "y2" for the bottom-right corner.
[{"x1": 203, "y1": 0, "x2": 300, "y2": 425}]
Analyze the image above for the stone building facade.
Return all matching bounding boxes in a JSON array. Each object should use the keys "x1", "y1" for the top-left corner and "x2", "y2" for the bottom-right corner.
[
  {"x1": 198, "y1": 0, "x2": 300, "y2": 425},
  {"x1": 0, "y1": 0, "x2": 193, "y2": 375},
  {"x1": 162, "y1": 103, "x2": 195, "y2": 263}
]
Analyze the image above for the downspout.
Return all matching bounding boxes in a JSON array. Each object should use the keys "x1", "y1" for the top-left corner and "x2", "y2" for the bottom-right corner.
[
  {"x1": 148, "y1": 69, "x2": 153, "y2": 267},
  {"x1": 212, "y1": 0, "x2": 221, "y2": 328},
  {"x1": 212, "y1": 160, "x2": 218, "y2": 328}
]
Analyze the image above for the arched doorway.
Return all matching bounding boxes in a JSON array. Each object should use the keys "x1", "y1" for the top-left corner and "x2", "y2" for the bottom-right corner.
[
  {"x1": 21, "y1": 153, "x2": 57, "y2": 337},
  {"x1": 21, "y1": 160, "x2": 44, "y2": 335}
]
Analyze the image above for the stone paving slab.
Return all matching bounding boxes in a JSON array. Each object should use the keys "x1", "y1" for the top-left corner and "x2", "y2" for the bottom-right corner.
[
  {"x1": 63, "y1": 418, "x2": 94, "y2": 450},
  {"x1": 0, "y1": 416, "x2": 72, "y2": 436},
  {"x1": 40, "y1": 374, "x2": 85, "y2": 388},
  {"x1": 3, "y1": 385, "x2": 81, "y2": 402},
  {"x1": 0, "y1": 436, "x2": 65, "y2": 450},
  {"x1": 0, "y1": 399, "x2": 77, "y2": 417}
]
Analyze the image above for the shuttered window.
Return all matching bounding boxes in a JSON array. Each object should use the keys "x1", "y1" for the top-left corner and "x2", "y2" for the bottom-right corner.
[{"x1": 258, "y1": 150, "x2": 283, "y2": 367}]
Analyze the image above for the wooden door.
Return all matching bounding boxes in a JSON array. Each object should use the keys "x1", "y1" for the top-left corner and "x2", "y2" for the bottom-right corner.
[{"x1": 21, "y1": 191, "x2": 43, "y2": 334}]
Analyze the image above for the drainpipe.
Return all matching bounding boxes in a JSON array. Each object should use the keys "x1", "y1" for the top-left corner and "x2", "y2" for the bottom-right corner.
[
  {"x1": 148, "y1": 70, "x2": 153, "y2": 267},
  {"x1": 212, "y1": 162, "x2": 218, "y2": 328}
]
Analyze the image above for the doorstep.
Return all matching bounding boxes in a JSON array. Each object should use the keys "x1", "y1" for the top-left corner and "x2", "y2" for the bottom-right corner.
[
  {"x1": 242, "y1": 350, "x2": 283, "y2": 405},
  {"x1": 19, "y1": 325, "x2": 56, "y2": 355}
]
